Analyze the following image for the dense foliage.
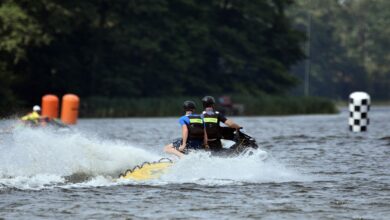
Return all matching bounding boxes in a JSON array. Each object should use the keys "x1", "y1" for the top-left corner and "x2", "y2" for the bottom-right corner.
[
  {"x1": 0, "y1": 0, "x2": 305, "y2": 115},
  {"x1": 289, "y1": 0, "x2": 390, "y2": 100}
]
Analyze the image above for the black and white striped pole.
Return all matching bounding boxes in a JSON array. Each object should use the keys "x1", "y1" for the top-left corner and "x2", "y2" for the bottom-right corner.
[{"x1": 349, "y1": 92, "x2": 370, "y2": 132}]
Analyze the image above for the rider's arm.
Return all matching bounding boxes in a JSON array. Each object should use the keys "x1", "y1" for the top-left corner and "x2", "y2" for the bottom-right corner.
[
  {"x1": 21, "y1": 115, "x2": 29, "y2": 121},
  {"x1": 179, "y1": 124, "x2": 188, "y2": 151},
  {"x1": 181, "y1": 125, "x2": 188, "y2": 144},
  {"x1": 219, "y1": 114, "x2": 241, "y2": 130},
  {"x1": 203, "y1": 128, "x2": 209, "y2": 149},
  {"x1": 224, "y1": 119, "x2": 241, "y2": 130}
]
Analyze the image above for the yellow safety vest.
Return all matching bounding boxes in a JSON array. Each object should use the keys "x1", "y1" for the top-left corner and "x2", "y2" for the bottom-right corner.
[{"x1": 21, "y1": 112, "x2": 40, "y2": 121}]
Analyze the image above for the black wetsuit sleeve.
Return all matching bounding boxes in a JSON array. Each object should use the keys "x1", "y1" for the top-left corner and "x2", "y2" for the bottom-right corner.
[{"x1": 219, "y1": 114, "x2": 227, "y2": 123}]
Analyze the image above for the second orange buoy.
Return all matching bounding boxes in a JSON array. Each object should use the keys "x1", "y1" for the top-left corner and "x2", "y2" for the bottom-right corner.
[{"x1": 61, "y1": 94, "x2": 80, "y2": 124}]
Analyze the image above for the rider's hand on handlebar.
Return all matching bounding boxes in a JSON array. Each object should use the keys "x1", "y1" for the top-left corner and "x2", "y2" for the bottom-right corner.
[{"x1": 178, "y1": 144, "x2": 186, "y2": 152}]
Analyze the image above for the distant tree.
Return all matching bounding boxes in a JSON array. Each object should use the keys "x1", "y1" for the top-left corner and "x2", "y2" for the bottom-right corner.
[
  {"x1": 0, "y1": 1, "x2": 50, "y2": 110},
  {"x1": 334, "y1": 0, "x2": 390, "y2": 99},
  {"x1": 289, "y1": 0, "x2": 390, "y2": 100},
  {"x1": 1, "y1": 0, "x2": 305, "y2": 112}
]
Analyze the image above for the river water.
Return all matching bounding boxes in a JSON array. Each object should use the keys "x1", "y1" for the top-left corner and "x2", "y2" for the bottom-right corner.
[{"x1": 0, "y1": 107, "x2": 389, "y2": 219}]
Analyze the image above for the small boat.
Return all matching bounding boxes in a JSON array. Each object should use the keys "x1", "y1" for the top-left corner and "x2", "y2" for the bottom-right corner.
[{"x1": 19, "y1": 117, "x2": 69, "y2": 129}]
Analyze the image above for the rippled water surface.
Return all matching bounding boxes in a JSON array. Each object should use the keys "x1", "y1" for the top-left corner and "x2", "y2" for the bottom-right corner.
[{"x1": 0, "y1": 107, "x2": 389, "y2": 219}]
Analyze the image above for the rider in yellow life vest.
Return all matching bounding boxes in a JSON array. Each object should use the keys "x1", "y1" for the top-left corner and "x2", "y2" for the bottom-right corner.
[{"x1": 21, "y1": 105, "x2": 41, "y2": 126}]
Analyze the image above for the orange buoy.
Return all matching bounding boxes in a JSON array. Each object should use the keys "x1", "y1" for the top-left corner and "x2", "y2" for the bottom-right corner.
[
  {"x1": 61, "y1": 94, "x2": 80, "y2": 124},
  {"x1": 41, "y1": 94, "x2": 59, "y2": 118}
]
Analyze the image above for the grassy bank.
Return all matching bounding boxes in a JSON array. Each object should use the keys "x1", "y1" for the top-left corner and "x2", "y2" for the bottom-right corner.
[{"x1": 80, "y1": 95, "x2": 337, "y2": 118}]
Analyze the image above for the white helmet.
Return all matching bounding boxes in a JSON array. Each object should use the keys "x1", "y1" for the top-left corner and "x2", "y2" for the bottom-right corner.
[{"x1": 33, "y1": 105, "x2": 41, "y2": 112}]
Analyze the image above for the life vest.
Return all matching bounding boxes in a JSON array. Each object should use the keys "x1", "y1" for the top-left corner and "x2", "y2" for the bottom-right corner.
[
  {"x1": 202, "y1": 111, "x2": 221, "y2": 139},
  {"x1": 21, "y1": 112, "x2": 40, "y2": 124},
  {"x1": 187, "y1": 115, "x2": 204, "y2": 139}
]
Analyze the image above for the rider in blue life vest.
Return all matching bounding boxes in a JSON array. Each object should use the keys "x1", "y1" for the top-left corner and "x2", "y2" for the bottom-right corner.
[
  {"x1": 201, "y1": 96, "x2": 241, "y2": 151},
  {"x1": 164, "y1": 100, "x2": 207, "y2": 158}
]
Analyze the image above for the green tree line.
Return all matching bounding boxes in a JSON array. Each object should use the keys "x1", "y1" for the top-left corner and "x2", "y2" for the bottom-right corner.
[
  {"x1": 288, "y1": 0, "x2": 390, "y2": 100},
  {"x1": 0, "y1": 0, "x2": 306, "y2": 116}
]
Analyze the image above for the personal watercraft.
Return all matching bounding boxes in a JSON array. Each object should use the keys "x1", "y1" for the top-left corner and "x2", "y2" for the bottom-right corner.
[
  {"x1": 119, "y1": 127, "x2": 258, "y2": 181},
  {"x1": 19, "y1": 117, "x2": 69, "y2": 129}
]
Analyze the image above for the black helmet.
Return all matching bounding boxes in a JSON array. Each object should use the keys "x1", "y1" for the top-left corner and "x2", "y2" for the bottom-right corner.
[
  {"x1": 202, "y1": 96, "x2": 215, "y2": 108},
  {"x1": 183, "y1": 100, "x2": 196, "y2": 111}
]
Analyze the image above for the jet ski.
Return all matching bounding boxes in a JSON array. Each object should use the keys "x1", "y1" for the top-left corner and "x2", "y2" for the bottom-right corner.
[
  {"x1": 119, "y1": 128, "x2": 258, "y2": 181},
  {"x1": 20, "y1": 117, "x2": 69, "y2": 129}
]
